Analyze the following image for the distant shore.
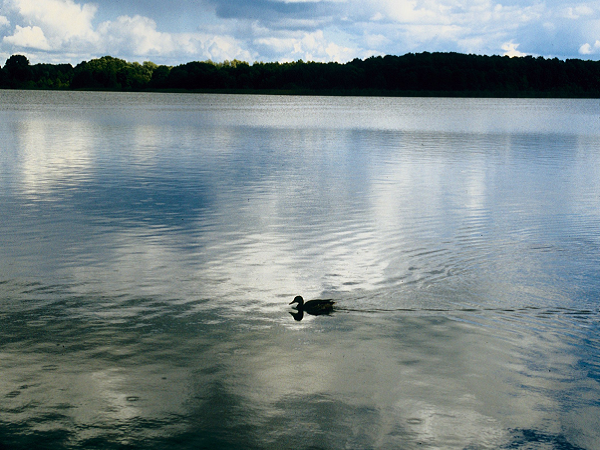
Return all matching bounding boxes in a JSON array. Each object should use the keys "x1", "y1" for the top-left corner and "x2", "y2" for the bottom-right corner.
[{"x1": 2, "y1": 52, "x2": 600, "y2": 98}]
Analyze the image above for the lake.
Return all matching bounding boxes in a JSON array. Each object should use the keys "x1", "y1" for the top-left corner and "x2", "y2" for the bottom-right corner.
[{"x1": 1, "y1": 90, "x2": 599, "y2": 449}]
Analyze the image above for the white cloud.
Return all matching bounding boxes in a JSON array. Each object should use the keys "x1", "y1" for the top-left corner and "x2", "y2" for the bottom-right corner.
[
  {"x1": 5, "y1": 0, "x2": 97, "y2": 43},
  {"x1": 0, "y1": 0, "x2": 253, "y2": 63},
  {"x1": 562, "y1": 5, "x2": 595, "y2": 19},
  {"x1": 579, "y1": 40, "x2": 600, "y2": 55},
  {"x1": 207, "y1": 36, "x2": 255, "y2": 61},
  {"x1": 96, "y1": 15, "x2": 254, "y2": 61},
  {"x1": 1, "y1": 0, "x2": 599, "y2": 64},
  {"x1": 335, "y1": 0, "x2": 548, "y2": 57},
  {"x1": 97, "y1": 15, "x2": 175, "y2": 56},
  {"x1": 325, "y1": 41, "x2": 355, "y2": 61},
  {"x1": 360, "y1": 0, "x2": 544, "y2": 27},
  {"x1": 3, "y1": 25, "x2": 51, "y2": 50},
  {"x1": 364, "y1": 33, "x2": 390, "y2": 48},
  {"x1": 371, "y1": 0, "x2": 436, "y2": 24},
  {"x1": 255, "y1": 30, "x2": 362, "y2": 62},
  {"x1": 501, "y1": 41, "x2": 527, "y2": 57}
]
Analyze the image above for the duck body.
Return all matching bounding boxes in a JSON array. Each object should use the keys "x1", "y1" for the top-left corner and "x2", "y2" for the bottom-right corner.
[{"x1": 289, "y1": 296, "x2": 335, "y2": 315}]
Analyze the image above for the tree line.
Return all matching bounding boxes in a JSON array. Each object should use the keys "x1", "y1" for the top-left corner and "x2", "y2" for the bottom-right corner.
[{"x1": 1, "y1": 52, "x2": 599, "y2": 97}]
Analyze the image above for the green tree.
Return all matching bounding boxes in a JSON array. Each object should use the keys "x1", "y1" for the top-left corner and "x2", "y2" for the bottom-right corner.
[
  {"x1": 149, "y1": 65, "x2": 171, "y2": 89},
  {"x1": 0, "y1": 62, "x2": 8, "y2": 88},
  {"x1": 30, "y1": 63, "x2": 74, "y2": 89},
  {"x1": 4, "y1": 54, "x2": 32, "y2": 87},
  {"x1": 167, "y1": 61, "x2": 225, "y2": 89},
  {"x1": 71, "y1": 56, "x2": 154, "y2": 90}
]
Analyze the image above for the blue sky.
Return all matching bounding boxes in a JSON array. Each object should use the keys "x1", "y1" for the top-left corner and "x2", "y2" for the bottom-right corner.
[{"x1": 1, "y1": 0, "x2": 599, "y2": 65}]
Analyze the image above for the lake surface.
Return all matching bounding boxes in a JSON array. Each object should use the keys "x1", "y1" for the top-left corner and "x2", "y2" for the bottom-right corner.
[{"x1": 1, "y1": 91, "x2": 600, "y2": 449}]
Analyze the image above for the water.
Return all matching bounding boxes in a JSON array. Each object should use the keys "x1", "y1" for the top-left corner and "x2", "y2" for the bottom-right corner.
[{"x1": 1, "y1": 91, "x2": 600, "y2": 449}]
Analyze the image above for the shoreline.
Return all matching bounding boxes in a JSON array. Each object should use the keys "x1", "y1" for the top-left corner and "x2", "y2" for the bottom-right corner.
[{"x1": 3, "y1": 86, "x2": 599, "y2": 99}]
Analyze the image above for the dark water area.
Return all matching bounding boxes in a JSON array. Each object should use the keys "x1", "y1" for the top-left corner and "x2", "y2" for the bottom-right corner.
[{"x1": 1, "y1": 91, "x2": 600, "y2": 449}]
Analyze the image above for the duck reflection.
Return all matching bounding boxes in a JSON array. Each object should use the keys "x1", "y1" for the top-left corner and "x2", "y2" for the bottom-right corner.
[{"x1": 289, "y1": 295, "x2": 335, "y2": 321}]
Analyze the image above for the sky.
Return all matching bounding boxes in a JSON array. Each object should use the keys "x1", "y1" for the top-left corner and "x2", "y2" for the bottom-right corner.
[{"x1": 0, "y1": 0, "x2": 599, "y2": 66}]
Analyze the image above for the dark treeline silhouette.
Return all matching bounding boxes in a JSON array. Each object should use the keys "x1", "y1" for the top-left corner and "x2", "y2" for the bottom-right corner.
[{"x1": 1, "y1": 52, "x2": 599, "y2": 97}]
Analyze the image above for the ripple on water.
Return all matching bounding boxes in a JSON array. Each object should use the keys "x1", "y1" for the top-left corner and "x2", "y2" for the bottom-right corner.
[{"x1": 1, "y1": 93, "x2": 600, "y2": 449}]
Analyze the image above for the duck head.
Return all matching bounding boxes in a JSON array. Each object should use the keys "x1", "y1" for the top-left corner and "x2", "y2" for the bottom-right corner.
[{"x1": 289, "y1": 296, "x2": 304, "y2": 308}]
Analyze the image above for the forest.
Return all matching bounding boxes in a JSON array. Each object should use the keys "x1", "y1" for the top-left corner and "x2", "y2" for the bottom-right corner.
[{"x1": 1, "y1": 52, "x2": 599, "y2": 97}]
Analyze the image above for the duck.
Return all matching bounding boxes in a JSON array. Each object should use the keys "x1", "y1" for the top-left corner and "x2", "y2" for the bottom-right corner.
[{"x1": 289, "y1": 296, "x2": 335, "y2": 315}]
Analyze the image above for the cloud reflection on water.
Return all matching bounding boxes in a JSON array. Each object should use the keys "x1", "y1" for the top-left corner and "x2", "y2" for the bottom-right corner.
[{"x1": 1, "y1": 92, "x2": 600, "y2": 449}]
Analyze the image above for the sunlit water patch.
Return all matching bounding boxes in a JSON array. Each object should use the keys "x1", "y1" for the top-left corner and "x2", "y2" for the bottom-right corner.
[{"x1": 1, "y1": 91, "x2": 600, "y2": 449}]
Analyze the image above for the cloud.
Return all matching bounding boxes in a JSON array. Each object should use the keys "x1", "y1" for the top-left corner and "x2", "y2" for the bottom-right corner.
[
  {"x1": 212, "y1": 0, "x2": 548, "y2": 60},
  {"x1": 348, "y1": 0, "x2": 546, "y2": 55},
  {"x1": 3, "y1": 25, "x2": 51, "y2": 50},
  {"x1": 562, "y1": 5, "x2": 595, "y2": 19},
  {"x1": 254, "y1": 29, "x2": 359, "y2": 62},
  {"x1": 501, "y1": 41, "x2": 528, "y2": 57},
  {"x1": 579, "y1": 40, "x2": 600, "y2": 55},
  {"x1": 5, "y1": 0, "x2": 97, "y2": 43},
  {"x1": 96, "y1": 15, "x2": 254, "y2": 62},
  {"x1": 1, "y1": 0, "x2": 599, "y2": 64},
  {"x1": 97, "y1": 15, "x2": 175, "y2": 56},
  {"x1": 0, "y1": 0, "x2": 254, "y2": 63}
]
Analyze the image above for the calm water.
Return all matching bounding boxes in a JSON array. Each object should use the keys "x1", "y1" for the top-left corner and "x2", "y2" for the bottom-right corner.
[{"x1": 1, "y1": 91, "x2": 600, "y2": 449}]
